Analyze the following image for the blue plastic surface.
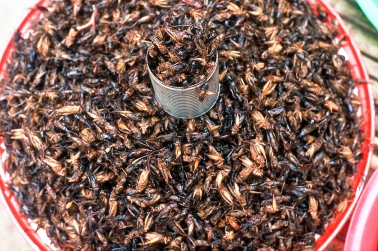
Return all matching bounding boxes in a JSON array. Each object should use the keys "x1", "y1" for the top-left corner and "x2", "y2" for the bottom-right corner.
[{"x1": 356, "y1": 0, "x2": 378, "y2": 31}]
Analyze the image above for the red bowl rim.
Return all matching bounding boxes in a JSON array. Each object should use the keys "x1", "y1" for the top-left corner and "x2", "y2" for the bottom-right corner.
[{"x1": 0, "y1": 0, "x2": 375, "y2": 250}]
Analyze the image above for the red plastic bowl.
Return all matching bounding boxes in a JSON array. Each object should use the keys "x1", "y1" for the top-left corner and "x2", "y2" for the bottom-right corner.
[
  {"x1": 0, "y1": 0, "x2": 375, "y2": 250},
  {"x1": 345, "y1": 169, "x2": 378, "y2": 251}
]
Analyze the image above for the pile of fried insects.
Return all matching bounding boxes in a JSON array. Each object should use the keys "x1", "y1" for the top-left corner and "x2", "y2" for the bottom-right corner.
[
  {"x1": 0, "y1": 0, "x2": 364, "y2": 250},
  {"x1": 147, "y1": 24, "x2": 219, "y2": 88}
]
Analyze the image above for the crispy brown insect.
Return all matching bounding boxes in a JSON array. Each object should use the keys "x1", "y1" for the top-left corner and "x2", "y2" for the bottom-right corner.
[
  {"x1": 136, "y1": 167, "x2": 150, "y2": 193},
  {"x1": 219, "y1": 184, "x2": 234, "y2": 206},
  {"x1": 235, "y1": 156, "x2": 263, "y2": 183}
]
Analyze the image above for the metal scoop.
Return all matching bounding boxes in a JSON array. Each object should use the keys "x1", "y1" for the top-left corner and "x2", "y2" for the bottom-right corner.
[{"x1": 146, "y1": 53, "x2": 220, "y2": 119}]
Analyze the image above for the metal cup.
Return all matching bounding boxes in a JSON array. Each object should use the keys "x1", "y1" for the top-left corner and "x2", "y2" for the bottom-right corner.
[{"x1": 146, "y1": 53, "x2": 220, "y2": 119}]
